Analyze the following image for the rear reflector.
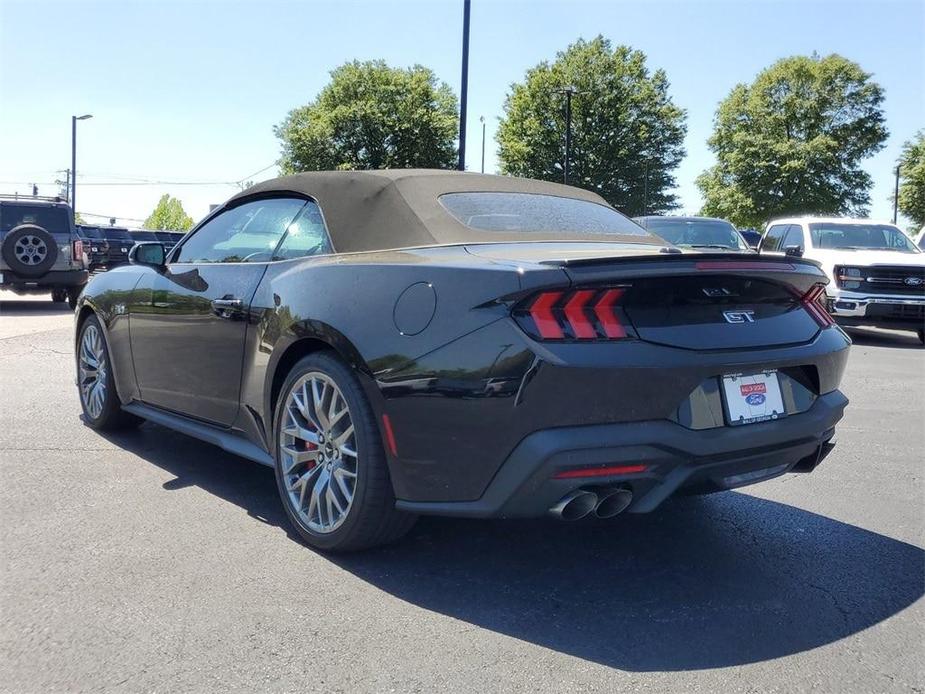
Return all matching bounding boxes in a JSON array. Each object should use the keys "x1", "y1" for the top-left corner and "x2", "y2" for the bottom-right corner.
[
  {"x1": 801, "y1": 284, "x2": 835, "y2": 327},
  {"x1": 521, "y1": 287, "x2": 633, "y2": 341},
  {"x1": 381, "y1": 414, "x2": 398, "y2": 456},
  {"x1": 553, "y1": 464, "x2": 648, "y2": 479}
]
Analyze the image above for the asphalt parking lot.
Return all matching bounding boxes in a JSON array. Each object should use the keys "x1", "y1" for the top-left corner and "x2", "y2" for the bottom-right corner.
[{"x1": 1, "y1": 291, "x2": 923, "y2": 692}]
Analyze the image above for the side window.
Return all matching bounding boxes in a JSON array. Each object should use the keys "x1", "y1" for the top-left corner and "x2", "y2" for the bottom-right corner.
[
  {"x1": 782, "y1": 225, "x2": 804, "y2": 250},
  {"x1": 175, "y1": 198, "x2": 307, "y2": 263},
  {"x1": 273, "y1": 201, "x2": 333, "y2": 260},
  {"x1": 762, "y1": 224, "x2": 788, "y2": 252}
]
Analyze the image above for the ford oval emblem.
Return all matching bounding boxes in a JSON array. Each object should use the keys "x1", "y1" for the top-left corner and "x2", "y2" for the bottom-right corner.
[
  {"x1": 745, "y1": 393, "x2": 766, "y2": 406},
  {"x1": 904, "y1": 276, "x2": 923, "y2": 286}
]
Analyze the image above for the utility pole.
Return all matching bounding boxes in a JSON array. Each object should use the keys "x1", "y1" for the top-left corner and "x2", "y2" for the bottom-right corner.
[
  {"x1": 71, "y1": 114, "x2": 93, "y2": 224},
  {"x1": 893, "y1": 164, "x2": 900, "y2": 224},
  {"x1": 457, "y1": 0, "x2": 471, "y2": 171},
  {"x1": 480, "y1": 116, "x2": 486, "y2": 173}
]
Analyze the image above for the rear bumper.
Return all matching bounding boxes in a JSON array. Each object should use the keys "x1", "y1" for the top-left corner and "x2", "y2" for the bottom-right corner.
[
  {"x1": 395, "y1": 390, "x2": 848, "y2": 518},
  {"x1": 1, "y1": 268, "x2": 89, "y2": 288}
]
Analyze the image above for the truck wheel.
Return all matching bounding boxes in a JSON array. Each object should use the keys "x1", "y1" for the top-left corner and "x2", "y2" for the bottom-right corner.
[
  {"x1": 67, "y1": 285, "x2": 83, "y2": 310},
  {"x1": 1, "y1": 224, "x2": 58, "y2": 277},
  {"x1": 52, "y1": 288, "x2": 67, "y2": 303}
]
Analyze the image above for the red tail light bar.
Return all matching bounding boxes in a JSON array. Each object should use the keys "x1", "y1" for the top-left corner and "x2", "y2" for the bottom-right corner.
[
  {"x1": 515, "y1": 287, "x2": 634, "y2": 341},
  {"x1": 801, "y1": 284, "x2": 835, "y2": 327},
  {"x1": 72, "y1": 239, "x2": 83, "y2": 261}
]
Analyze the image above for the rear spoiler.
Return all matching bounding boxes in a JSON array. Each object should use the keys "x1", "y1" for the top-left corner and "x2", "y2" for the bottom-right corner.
[{"x1": 547, "y1": 251, "x2": 824, "y2": 272}]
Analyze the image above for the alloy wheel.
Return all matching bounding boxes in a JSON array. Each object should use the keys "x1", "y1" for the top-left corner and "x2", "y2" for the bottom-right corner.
[
  {"x1": 78, "y1": 324, "x2": 107, "y2": 419},
  {"x1": 14, "y1": 235, "x2": 48, "y2": 265},
  {"x1": 280, "y1": 372, "x2": 358, "y2": 534}
]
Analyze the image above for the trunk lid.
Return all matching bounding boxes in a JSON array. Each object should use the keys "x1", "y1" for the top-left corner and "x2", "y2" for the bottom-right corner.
[{"x1": 492, "y1": 244, "x2": 830, "y2": 350}]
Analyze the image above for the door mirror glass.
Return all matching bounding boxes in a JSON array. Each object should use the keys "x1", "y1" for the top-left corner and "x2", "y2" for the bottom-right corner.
[{"x1": 130, "y1": 242, "x2": 166, "y2": 268}]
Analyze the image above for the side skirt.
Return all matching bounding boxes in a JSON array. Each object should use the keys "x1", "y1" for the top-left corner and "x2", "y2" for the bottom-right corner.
[{"x1": 122, "y1": 402, "x2": 275, "y2": 468}]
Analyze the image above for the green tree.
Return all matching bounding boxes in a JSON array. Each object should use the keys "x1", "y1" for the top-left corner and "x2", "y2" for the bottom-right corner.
[
  {"x1": 897, "y1": 131, "x2": 925, "y2": 228},
  {"x1": 275, "y1": 60, "x2": 458, "y2": 172},
  {"x1": 697, "y1": 54, "x2": 888, "y2": 228},
  {"x1": 496, "y1": 36, "x2": 686, "y2": 215},
  {"x1": 142, "y1": 194, "x2": 194, "y2": 231}
]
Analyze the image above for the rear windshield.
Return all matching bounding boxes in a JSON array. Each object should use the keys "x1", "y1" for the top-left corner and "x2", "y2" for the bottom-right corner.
[
  {"x1": 439, "y1": 192, "x2": 651, "y2": 238},
  {"x1": 637, "y1": 218, "x2": 748, "y2": 250},
  {"x1": 131, "y1": 231, "x2": 159, "y2": 241},
  {"x1": 809, "y1": 223, "x2": 919, "y2": 252},
  {"x1": 104, "y1": 228, "x2": 132, "y2": 240},
  {"x1": 1, "y1": 204, "x2": 69, "y2": 234}
]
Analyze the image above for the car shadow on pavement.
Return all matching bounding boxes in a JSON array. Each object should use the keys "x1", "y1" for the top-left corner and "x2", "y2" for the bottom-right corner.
[
  {"x1": 844, "y1": 326, "x2": 923, "y2": 350},
  {"x1": 102, "y1": 423, "x2": 924, "y2": 673},
  {"x1": 0, "y1": 299, "x2": 73, "y2": 316}
]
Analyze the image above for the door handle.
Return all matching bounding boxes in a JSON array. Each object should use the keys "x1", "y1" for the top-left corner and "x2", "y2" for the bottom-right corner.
[{"x1": 211, "y1": 296, "x2": 244, "y2": 319}]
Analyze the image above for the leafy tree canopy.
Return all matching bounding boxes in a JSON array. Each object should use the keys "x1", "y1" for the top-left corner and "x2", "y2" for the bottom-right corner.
[
  {"x1": 897, "y1": 130, "x2": 925, "y2": 228},
  {"x1": 496, "y1": 36, "x2": 687, "y2": 216},
  {"x1": 275, "y1": 60, "x2": 459, "y2": 172},
  {"x1": 697, "y1": 54, "x2": 888, "y2": 228},
  {"x1": 142, "y1": 194, "x2": 194, "y2": 231}
]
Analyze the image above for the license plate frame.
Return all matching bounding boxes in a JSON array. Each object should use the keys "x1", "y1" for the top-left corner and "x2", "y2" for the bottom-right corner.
[{"x1": 721, "y1": 370, "x2": 786, "y2": 426}]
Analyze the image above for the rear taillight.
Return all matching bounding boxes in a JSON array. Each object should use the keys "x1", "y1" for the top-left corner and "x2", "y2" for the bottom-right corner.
[
  {"x1": 72, "y1": 239, "x2": 83, "y2": 260},
  {"x1": 515, "y1": 287, "x2": 635, "y2": 341},
  {"x1": 802, "y1": 284, "x2": 835, "y2": 327}
]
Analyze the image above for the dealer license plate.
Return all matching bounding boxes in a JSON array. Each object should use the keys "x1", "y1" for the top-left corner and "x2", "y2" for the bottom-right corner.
[{"x1": 722, "y1": 371, "x2": 786, "y2": 426}]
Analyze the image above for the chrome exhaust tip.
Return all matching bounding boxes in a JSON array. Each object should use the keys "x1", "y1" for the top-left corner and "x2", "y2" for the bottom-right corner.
[
  {"x1": 593, "y1": 488, "x2": 633, "y2": 519},
  {"x1": 548, "y1": 489, "x2": 599, "y2": 521}
]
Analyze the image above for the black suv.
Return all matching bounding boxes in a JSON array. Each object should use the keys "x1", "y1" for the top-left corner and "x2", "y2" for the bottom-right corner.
[
  {"x1": 100, "y1": 226, "x2": 134, "y2": 267},
  {"x1": 1, "y1": 196, "x2": 88, "y2": 308},
  {"x1": 75, "y1": 224, "x2": 110, "y2": 272}
]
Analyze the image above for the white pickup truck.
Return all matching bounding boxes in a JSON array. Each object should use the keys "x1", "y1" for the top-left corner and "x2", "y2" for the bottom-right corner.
[{"x1": 760, "y1": 217, "x2": 925, "y2": 344}]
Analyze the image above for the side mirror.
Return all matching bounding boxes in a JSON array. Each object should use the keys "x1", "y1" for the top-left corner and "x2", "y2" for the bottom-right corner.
[
  {"x1": 130, "y1": 242, "x2": 166, "y2": 268},
  {"x1": 784, "y1": 245, "x2": 804, "y2": 258}
]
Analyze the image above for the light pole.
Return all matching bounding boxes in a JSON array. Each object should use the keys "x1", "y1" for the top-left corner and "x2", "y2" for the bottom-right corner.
[
  {"x1": 457, "y1": 0, "x2": 471, "y2": 171},
  {"x1": 479, "y1": 116, "x2": 486, "y2": 173},
  {"x1": 555, "y1": 86, "x2": 578, "y2": 185},
  {"x1": 71, "y1": 114, "x2": 93, "y2": 224},
  {"x1": 893, "y1": 164, "x2": 900, "y2": 224}
]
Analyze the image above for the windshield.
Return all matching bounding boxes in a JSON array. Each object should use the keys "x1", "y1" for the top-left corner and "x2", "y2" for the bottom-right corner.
[
  {"x1": 637, "y1": 218, "x2": 747, "y2": 250},
  {"x1": 809, "y1": 223, "x2": 919, "y2": 252},
  {"x1": 1, "y1": 204, "x2": 69, "y2": 234},
  {"x1": 439, "y1": 192, "x2": 652, "y2": 238},
  {"x1": 77, "y1": 225, "x2": 105, "y2": 240},
  {"x1": 104, "y1": 227, "x2": 132, "y2": 241}
]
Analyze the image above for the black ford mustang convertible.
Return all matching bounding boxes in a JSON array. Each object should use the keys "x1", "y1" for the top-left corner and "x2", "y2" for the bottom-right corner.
[{"x1": 75, "y1": 170, "x2": 850, "y2": 551}]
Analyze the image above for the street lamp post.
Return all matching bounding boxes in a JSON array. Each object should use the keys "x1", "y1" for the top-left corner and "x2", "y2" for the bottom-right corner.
[
  {"x1": 71, "y1": 114, "x2": 93, "y2": 224},
  {"x1": 480, "y1": 116, "x2": 486, "y2": 173},
  {"x1": 555, "y1": 87, "x2": 578, "y2": 185},
  {"x1": 457, "y1": 0, "x2": 471, "y2": 171},
  {"x1": 893, "y1": 164, "x2": 901, "y2": 224}
]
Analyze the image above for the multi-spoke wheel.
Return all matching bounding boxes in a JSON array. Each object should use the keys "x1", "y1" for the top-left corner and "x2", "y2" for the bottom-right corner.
[
  {"x1": 274, "y1": 352, "x2": 416, "y2": 551},
  {"x1": 280, "y1": 373, "x2": 358, "y2": 533},
  {"x1": 76, "y1": 314, "x2": 142, "y2": 430}
]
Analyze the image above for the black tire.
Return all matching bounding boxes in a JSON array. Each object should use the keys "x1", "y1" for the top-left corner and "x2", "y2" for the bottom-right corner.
[
  {"x1": 77, "y1": 314, "x2": 142, "y2": 431},
  {"x1": 51, "y1": 288, "x2": 67, "y2": 303},
  {"x1": 273, "y1": 352, "x2": 416, "y2": 552},
  {"x1": 1, "y1": 224, "x2": 58, "y2": 277},
  {"x1": 67, "y1": 285, "x2": 83, "y2": 310},
  {"x1": 918, "y1": 329, "x2": 924, "y2": 346}
]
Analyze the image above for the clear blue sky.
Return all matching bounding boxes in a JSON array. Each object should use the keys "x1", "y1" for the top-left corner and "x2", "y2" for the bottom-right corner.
[{"x1": 1, "y1": 0, "x2": 922, "y2": 227}]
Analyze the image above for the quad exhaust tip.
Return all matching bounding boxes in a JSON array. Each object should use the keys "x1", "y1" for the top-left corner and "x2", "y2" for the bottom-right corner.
[{"x1": 548, "y1": 487, "x2": 634, "y2": 521}]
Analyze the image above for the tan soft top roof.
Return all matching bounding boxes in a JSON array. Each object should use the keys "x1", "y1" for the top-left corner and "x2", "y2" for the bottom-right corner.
[{"x1": 228, "y1": 169, "x2": 660, "y2": 253}]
